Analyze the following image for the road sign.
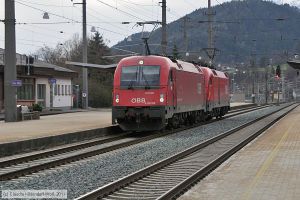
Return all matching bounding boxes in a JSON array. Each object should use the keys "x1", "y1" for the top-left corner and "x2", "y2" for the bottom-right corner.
[
  {"x1": 49, "y1": 78, "x2": 56, "y2": 84},
  {"x1": 11, "y1": 80, "x2": 22, "y2": 87},
  {"x1": 82, "y1": 93, "x2": 87, "y2": 98}
]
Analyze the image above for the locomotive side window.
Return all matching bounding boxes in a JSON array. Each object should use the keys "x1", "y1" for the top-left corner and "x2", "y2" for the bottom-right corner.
[{"x1": 120, "y1": 66, "x2": 160, "y2": 88}]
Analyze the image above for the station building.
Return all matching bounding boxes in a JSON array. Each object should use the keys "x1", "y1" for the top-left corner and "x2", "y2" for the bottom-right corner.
[{"x1": 0, "y1": 48, "x2": 77, "y2": 112}]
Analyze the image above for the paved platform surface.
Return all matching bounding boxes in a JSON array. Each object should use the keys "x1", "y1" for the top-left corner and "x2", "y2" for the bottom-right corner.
[
  {"x1": 0, "y1": 109, "x2": 111, "y2": 144},
  {"x1": 179, "y1": 105, "x2": 300, "y2": 200},
  {"x1": 0, "y1": 103, "x2": 250, "y2": 144}
]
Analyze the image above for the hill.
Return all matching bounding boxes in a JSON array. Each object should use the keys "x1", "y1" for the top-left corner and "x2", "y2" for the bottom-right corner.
[{"x1": 112, "y1": 0, "x2": 300, "y2": 65}]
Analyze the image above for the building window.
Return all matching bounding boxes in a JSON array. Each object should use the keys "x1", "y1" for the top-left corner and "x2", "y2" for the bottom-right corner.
[
  {"x1": 68, "y1": 85, "x2": 71, "y2": 95},
  {"x1": 17, "y1": 78, "x2": 34, "y2": 100},
  {"x1": 65, "y1": 85, "x2": 67, "y2": 95},
  {"x1": 54, "y1": 84, "x2": 58, "y2": 96},
  {"x1": 58, "y1": 85, "x2": 60, "y2": 95},
  {"x1": 62, "y1": 85, "x2": 65, "y2": 95},
  {"x1": 37, "y1": 84, "x2": 46, "y2": 107},
  {"x1": 37, "y1": 84, "x2": 46, "y2": 99}
]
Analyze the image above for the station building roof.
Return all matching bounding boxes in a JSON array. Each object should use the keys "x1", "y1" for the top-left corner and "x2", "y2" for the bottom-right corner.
[{"x1": 0, "y1": 48, "x2": 77, "y2": 77}]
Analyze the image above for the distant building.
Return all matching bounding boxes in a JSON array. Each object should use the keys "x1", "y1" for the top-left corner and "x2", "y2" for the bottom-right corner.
[{"x1": 0, "y1": 48, "x2": 77, "y2": 112}]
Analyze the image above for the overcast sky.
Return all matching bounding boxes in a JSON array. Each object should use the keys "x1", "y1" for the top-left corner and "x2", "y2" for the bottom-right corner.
[{"x1": 0, "y1": 0, "x2": 297, "y2": 55}]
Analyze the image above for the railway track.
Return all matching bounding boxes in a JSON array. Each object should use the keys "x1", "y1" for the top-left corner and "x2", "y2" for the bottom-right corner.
[
  {"x1": 75, "y1": 103, "x2": 297, "y2": 200},
  {"x1": 0, "y1": 104, "x2": 269, "y2": 181}
]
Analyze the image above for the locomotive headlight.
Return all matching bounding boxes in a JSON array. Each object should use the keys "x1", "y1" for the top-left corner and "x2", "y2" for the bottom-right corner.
[
  {"x1": 160, "y1": 94, "x2": 164, "y2": 103},
  {"x1": 115, "y1": 94, "x2": 120, "y2": 103}
]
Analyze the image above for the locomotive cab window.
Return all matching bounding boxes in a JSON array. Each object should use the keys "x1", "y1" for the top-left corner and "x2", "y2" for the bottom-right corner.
[
  {"x1": 120, "y1": 66, "x2": 139, "y2": 87},
  {"x1": 120, "y1": 65, "x2": 160, "y2": 89}
]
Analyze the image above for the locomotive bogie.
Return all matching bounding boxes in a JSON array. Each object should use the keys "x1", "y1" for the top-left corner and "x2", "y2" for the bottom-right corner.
[{"x1": 112, "y1": 106, "x2": 166, "y2": 131}]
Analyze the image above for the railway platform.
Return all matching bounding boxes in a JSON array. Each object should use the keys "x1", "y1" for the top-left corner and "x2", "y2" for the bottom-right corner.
[
  {"x1": 0, "y1": 109, "x2": 112, "y2": 144},
  {"x1": 179, "y1": 105, "x2": 300, "y2": 200}
]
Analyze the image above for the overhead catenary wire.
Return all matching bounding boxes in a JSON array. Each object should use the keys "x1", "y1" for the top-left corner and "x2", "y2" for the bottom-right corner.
[
  {"x1": 95, "y1": 0, "x2": 147, "y2": 22},
  {"x1": 14, "y1": 0, "x2": 128, "y2": 36},
  {"x1": 15, "y1": 1, "x2": 81, "y2": 23},
  {"x1": 17, "y1": 26, "x2": 66, "y2": 41},
  {"x1": 17, "y1": 0, "x2": 74, "y2": 7},
  {"x1": 118, "y1": 0, "x2": 158, "y2": 7},
  {"x1": 1, "y1": 0, "x2": 157, "y2": 52},
  {"x1": 115, "y1": 0, "x2": 158, "y2": 21},
  {"x1": 83, "y1": 7, "x2": 132, "y2": 34},
  {"x1": 0, "y1": 38, "x2": 44, "y2": 48}
]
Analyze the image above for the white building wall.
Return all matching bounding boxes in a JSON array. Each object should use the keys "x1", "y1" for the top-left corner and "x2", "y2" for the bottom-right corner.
[
  {"x1": 35, "y1": 78, "x2": 50, "y2": 108},
  {"x1": 53, "y1": 78, "x2": 73, "y2": 109}
]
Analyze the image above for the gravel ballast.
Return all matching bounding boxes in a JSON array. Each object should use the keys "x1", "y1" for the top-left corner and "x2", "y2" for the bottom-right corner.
[{"x1": 0, "y1": 104, "x2": 290, "y2": 199}]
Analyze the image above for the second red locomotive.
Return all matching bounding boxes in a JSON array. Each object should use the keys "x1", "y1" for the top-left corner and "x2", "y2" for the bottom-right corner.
[{"x1": 112, "y1": 55, "x2": 230, "y2": 131}]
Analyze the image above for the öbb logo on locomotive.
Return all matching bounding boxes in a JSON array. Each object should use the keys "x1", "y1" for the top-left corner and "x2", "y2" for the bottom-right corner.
[{"x1": 131, "y1": 98, "x2": 146, "y2": 104}]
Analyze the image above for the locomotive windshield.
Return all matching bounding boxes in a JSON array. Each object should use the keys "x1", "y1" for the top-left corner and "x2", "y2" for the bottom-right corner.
[{"x1": 120, "y1": 66, "x2": 160, "y2": 89}]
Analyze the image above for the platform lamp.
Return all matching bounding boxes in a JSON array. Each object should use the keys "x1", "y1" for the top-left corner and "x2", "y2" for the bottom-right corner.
[
  {"x1": 43, "y1": 12, "x2": 49, "y2": 19},
  {"x1": 91, "y1": 26, "x2": 96, "y2": 32}
]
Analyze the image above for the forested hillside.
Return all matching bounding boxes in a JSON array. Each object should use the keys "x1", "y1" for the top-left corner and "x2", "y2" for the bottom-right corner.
[{"x1": 113, "y1": 0, "x2": 300, "y2": 65}]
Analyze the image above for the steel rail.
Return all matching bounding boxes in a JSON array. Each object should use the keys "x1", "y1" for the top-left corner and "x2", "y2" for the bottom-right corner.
[
  {"x1": 225, "y1": 104, "x2": 269, "y2": 117},
  {"x1": 0, "y1": 104, "x2": 263, "y2": 169},
  {"x1": 0, "y1": 104, "x2": 269, "y2": 181},
  {"x1": 75, "y1": 103, "x2": 296, "y2": 200},
  {"x1": 0, "y1": 132, "x2": 129, "y2": 168}
]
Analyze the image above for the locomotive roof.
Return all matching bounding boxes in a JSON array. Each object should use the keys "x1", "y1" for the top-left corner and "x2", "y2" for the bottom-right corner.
[
  {"x1": 118, "y1": 55, "x2": 203, "y2": 74},
  {"x1": 201, "y1": 67, "x2": 229, "y2": 79},
  {"x1": 174, "y1": 60, "x2": 203, "y2": 73},
  {"x1": 119, "y1": 55, "x2": 171, "y2": 64}
]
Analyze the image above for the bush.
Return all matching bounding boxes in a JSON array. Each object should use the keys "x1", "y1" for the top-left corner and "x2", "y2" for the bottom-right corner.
[{"x1": 32, "y1": 104, "x2": 43, "y2": 112}]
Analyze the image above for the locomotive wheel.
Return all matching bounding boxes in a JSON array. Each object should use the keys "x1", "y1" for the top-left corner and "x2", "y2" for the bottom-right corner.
[{"x1": 168, "y1": 115, "x2": 179, "y2": 129}]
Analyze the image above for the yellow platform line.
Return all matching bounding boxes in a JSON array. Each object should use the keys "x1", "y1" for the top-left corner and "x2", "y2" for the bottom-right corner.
[{"x1": 241, "y1": 119, "x2": 296, "y2": 200}]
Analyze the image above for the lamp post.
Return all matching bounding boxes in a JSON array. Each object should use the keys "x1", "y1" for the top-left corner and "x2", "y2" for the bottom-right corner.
[
  {"x1": 72, "y1": 0, "x2": 88, "y2": 109},
  {"x1": 82, "y1": 0, "x2": 88, "y2": 109}
]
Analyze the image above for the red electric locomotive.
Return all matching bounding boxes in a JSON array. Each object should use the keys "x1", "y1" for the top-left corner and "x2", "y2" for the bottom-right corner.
[
  {"x1": 112, "y1": 55, "x2": 230, "y2": 131},
  {"x1": 201, "y1": 67, "x2": 230, "y2": 119}
]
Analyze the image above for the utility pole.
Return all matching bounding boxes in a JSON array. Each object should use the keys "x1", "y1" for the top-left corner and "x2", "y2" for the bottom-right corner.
[
  {"x1": 82, "y1": 0, "x2": 88, "y2": 109},
  {"x1": 183, "y1": 16, "x2": 190, "y2": 58},
  {"x1": 251, "y1": 53, "x2": 256, "y2": 104},
  {"x1": 282, "y1": 73, "x2": 285, "y2": 103},
  {"x1": 161, "y1": 0, "x2": 167, "y2": 55},
  {"x1": 71, "y1": 0, "x2": 88, "y2": 109},
  {"x1": 4, "y1": 0, "x2": 17, "y2": 122},
  {"x1": 208, "y1": 0, "x2": 213, "y2": 52},
  {"x1": 265, "y1": 68, "x2": 268, "y2": 104},
  {"x1": 206, "y1": 0, "x2": 215, "y2": 63}
]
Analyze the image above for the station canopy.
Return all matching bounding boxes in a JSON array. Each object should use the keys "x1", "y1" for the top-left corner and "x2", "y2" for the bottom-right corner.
[{"x1": 65, "y1": 61, "x2": 117, "y2": 72}]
